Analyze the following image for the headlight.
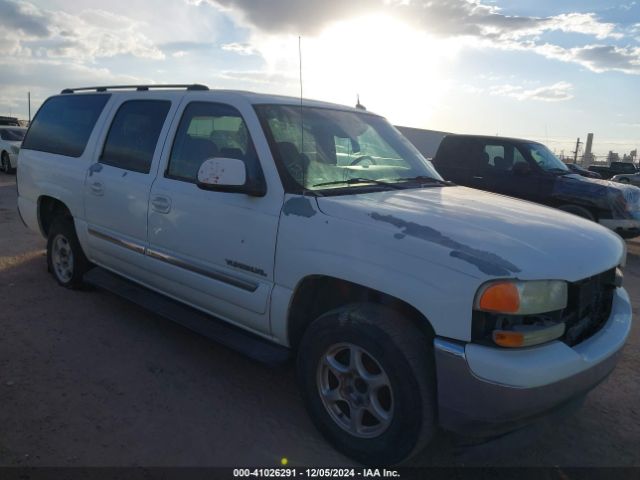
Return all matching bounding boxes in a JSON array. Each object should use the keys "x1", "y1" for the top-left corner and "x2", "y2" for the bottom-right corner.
[
  {"x1": 475, "y1": 280, "x2": 568, "y2": 315},
  {"x1": 473, "y1": 280, "x2": 568, "y2": 348},
  {"x1": 10, "y1": 145, "x2": 19, "y2": 154}
]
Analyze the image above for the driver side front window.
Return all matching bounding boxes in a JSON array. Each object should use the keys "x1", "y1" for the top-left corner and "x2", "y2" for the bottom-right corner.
[
  {"x1": 166, "y1": 101, "x2": 260, "y2": 183},
  {"x1": 483, "y1": 143, "x2": 528, "y2": 173}
]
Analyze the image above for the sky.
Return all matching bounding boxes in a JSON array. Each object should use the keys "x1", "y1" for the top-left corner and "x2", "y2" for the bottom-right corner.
[{"x1": 0, "y1": 0, "x2": 639, "y2": 159}]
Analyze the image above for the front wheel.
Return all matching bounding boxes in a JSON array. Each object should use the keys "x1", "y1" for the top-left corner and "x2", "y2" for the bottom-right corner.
[
  {"x1": 46, "y1": 216, "x2": 91, "y2": 288},
  {"x1": 297, "y1": 303, "x2": 437, "y2": 465},
  {"x1": 558, "y1": 204, "x2": 595, "y2": 222}
]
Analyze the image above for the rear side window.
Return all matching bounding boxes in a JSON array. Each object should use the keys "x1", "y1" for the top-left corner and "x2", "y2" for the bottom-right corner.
[
  {"x1": 100, "y1": 100, "x2": 171, "y2": 174},
  {"x1": 22, "y1": 94, "x2": 110, "y2": 157},
  {"x1": 614, "y1": 163, "x2": 635, "y2": 173},
  {"x1": 0, "y1": 129, "x2": 26, "y2": 141},
  {"x1": 435, "y1": 137, "x2": 479, "y2": 168}
]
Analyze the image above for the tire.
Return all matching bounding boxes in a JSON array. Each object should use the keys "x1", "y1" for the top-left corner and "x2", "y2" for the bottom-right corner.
[
  {"x1": 558, "y1": 204, "x2": 595, "y2": 222},
  {"x1": 619, "y1": 177, "x2": 630, "y2": 184},
  {"x1": 46, "y1": 216, "x2": 91, "y2": 288},
  {"x1": 297, "y1": 303, "x2": 437, "y2": 466},
  {"x1": 1, "y1": 151, "x2": 12, "y2": 174}
]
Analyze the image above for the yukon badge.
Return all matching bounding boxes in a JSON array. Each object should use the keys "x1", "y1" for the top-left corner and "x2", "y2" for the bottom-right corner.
[{"x1": 225, "y1": 259, "x2": 268, "y2": 277}]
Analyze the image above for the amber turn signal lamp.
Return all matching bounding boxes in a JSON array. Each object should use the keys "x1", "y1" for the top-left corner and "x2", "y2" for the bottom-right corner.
[
  {"x1": 492, "y1": 323, "x2": 566, "y2": 348},
  {"x1": 492, "y1": 330, "x2": 525, "y2": 348},
  {"x1": 477, "y1": 282, "x2": 520, "y2": 313}
]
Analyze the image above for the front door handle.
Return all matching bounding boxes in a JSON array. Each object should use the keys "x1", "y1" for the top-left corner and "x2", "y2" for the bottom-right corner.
[
  {"x1": 151, "y1": 195, "x2": 172, "y2": 214},
  {"x1": 472, "y1": 176, "x2": 484, "y2": 180},
  {"x1": 90, "y1": 181, "x2": 104, "y2": 196}
]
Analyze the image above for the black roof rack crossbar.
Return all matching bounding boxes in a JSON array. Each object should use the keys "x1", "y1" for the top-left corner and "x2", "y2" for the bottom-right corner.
[{"x1": 60, "y1": 84, "x2": 209, "y2": 94}]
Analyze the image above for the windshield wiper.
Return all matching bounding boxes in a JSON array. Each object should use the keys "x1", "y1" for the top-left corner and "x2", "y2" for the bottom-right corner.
[
  {"x1": 547, "y1": 168, "x2": 571, "y2": 175},
  {"x1": 392, "y1": 175, "x2": 455, "y2": 186},
  {"x1": 312, "y1": 178, "x2": 405, "y2": 189}
]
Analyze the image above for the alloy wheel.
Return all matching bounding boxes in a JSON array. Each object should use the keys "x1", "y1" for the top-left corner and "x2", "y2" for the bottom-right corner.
[
  {"x1": 51, "y1": 234, "x2": 74, "y2": 283},
  {"x1": 316, "y1": 342, "x2": 394, "y2": 438}
]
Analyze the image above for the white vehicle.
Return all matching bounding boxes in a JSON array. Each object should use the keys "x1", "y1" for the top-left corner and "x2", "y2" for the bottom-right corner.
[
  {"x1": 612, "y1": 172, "x2": 640, "y2": 187},
  {"x1": 17, "y1": 85, "x2": 632, "y2": 465},
  {"x1": 0, "y1": 126, "x2": 26, "y2": 173}
]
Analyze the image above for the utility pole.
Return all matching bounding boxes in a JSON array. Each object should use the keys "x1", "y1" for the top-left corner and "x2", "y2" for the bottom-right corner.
[
  {"x1": 28, "y1": 91, "x2": 31, "y2": 123},
  {"x1": 573, "y1": 137, "x2": 582, "y2": 164}
]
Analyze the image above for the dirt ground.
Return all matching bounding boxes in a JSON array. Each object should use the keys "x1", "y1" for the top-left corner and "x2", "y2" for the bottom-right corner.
[{"x1": 0, "y1": 174, "x2": 638, "y2": 467}]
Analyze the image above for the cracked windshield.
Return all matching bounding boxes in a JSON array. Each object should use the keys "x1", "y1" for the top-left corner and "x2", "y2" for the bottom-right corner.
[{"x1": 256, "y1": 105, "x2": 442, "y2": 191}]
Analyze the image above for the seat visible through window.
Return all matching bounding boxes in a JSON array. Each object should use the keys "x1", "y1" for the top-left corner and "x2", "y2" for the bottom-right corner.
[{"x1": 166, "y1": 101, "x2": 262, "y2": 184}]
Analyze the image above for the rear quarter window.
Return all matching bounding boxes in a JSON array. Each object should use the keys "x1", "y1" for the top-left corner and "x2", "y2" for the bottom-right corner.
[{"x1": 22, "y1": 94, "x2": 110, "y2": 157}]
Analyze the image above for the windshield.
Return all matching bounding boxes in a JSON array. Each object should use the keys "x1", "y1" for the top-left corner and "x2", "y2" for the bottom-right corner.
[
  {"x1": 0, "y1": 128, "x2": 25, "y2": 141},
  {"x1": 525, "y1": 143, "x2": 568, "y2": 173},
  {"x1": 255, "y1": 105, "x2": 443, "y2": 192}
]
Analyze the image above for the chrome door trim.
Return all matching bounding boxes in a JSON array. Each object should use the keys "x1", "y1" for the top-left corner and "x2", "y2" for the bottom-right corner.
[
  {"x1": 146, "y1": 248, "x2": 259, "y2": 293},
  {"x1": 88, "y1": 227, "x2": 146, "y2": 254}
]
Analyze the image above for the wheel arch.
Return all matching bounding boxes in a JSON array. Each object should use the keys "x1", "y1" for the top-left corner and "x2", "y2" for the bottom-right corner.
[
  {"x1": 38, "y1": 195, "x2": 72, "y2": 237},
  {"x1": 287, "y1": 274, "x2": 436, "y2": 350},
  {"x1": 556, "y1": 203, "x2": 598, "y2": 221}
]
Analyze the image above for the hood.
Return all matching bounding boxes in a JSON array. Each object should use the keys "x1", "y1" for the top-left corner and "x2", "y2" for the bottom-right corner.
[
  {"x1": 557, "y1": 173, "x2": 627, "y2": 191},
  {"x1": 555, "y1": 173, "x2": 640, "y2": 219},
  {"x1": 316, "y1": 186, "x2": 624, "y2": 281}
]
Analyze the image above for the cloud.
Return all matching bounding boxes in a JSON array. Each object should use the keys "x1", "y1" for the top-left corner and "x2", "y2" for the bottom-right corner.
[
  {"x1": 190, "y1": 0, "x2": 372, "y2": 35},
  {"x1": 191, "y1": 0, "x2": 636, "y2": 75},
  {"x1": 0, "y1": 0, "x2": 48, "y2": 37},
  {"x1": 535, "y1": 44, "x2": 640, "y2": 74},
  {"x1": 538, "y1": 13, "x2": 621, "y2": 40},
  {"x1": 194, "y1": 0, "x2": 621, "y2": 41},
  {"x1": 490, "y1": 81, "x2": 574, "y2": 102},
  {"x1": 0, "y1": 0, "x2": 164, "y2": 61},
  {"x1": 0, "y1": 58, "x2": 146, "y2": 88},
  {"x1": 221, "y1": 42, "x2": 256, "y2": 55},
  {"x1": 0, "y1": 58, "x2": 148, "y2": 115}
]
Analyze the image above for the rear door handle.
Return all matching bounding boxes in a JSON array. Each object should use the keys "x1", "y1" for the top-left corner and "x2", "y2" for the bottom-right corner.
[
  {"x1": 473, "y1": 176, "x2": 484, "y2": 180},
  {"x1": 151, "y1": 195, "x2": 171, "y2": 214},
  {"x1": 90, "y1": 181, "x2": 104, "y2": 196}
]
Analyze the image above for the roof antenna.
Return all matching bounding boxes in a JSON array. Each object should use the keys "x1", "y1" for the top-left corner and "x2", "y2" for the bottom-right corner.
[{"x1": 355, "y1": 94, "x2": 366, "y2": 110}]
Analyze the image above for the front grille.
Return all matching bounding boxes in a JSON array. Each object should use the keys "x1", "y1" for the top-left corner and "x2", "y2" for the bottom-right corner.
[{"x1": 562, "y1": 268, "x2": 616, "y2": 346}]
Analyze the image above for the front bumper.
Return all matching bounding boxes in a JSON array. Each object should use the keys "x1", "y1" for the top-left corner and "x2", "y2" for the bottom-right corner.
[
  {"x1": 435, "y1": 287, "x2": 632, "y2": 437},
  {"x1": 8, "y1": 152, "x2": 18, "y2": 169},
  {"x1": 599, "y1": 219, "x2": 640, "y2": 239}
]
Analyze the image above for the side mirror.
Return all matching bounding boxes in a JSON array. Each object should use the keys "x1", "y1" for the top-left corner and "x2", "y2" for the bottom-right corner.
[
  {"x1": 512, "y1": 162, "x2": 532, "y2": 176},
  {"x1": 196, "y1": 157, "x2": 265, "y2": 196}
]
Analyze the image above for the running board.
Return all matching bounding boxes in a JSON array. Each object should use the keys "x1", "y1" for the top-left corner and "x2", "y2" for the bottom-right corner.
[{"x1": 83, "y1": 267, "x2": 291, "y2": 366}]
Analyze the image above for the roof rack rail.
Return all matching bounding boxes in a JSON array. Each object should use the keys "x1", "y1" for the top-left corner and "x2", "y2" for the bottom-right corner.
[{"x1": 60, "y1": 84, "x2": 209, "y2": 94}]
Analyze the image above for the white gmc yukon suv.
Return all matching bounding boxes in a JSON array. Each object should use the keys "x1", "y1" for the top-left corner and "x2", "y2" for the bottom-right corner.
[{"x1": 17, "y1": 85, "x2": 632, "y2": 465}]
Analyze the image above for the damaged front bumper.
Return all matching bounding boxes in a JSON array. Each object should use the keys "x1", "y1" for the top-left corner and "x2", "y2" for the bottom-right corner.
[
  {"x1": 599, "y1": 219, "x2": 640, "y2": 239},
  {"x1": 434, "y1": 287, "x2": 632, "y2": 437}
]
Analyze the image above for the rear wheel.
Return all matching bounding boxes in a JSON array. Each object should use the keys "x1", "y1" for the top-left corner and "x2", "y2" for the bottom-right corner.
[
  {"x1": 619, "y1": 177, "x2": 630, "y2": 184},
  {"x1": 46, "y1": 216, "x2": 91, "y2": 288},
  {"x1": 297, "y1": 303, "x2": 437, "y2": 465},
  {"x1": 1, "y1": 151, "x2": 12, "y2": 174}
]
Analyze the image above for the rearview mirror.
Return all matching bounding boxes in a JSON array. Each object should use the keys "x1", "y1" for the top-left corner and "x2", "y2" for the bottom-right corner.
[{"x1": 512, "y1": 162, "x2": 531, "y2": 176}]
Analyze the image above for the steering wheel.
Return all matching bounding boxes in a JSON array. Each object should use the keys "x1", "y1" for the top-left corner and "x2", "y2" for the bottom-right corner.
[{"x1": 350, "y1": 155, "x2": 377, "y2": 166}]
